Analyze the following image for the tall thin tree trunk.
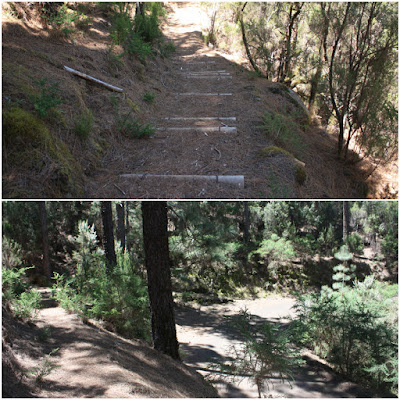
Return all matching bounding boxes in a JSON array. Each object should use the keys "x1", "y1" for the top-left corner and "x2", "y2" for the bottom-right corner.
[
  {"x1": 238, "y1": 3, "x2": 266, "y2": 78},
  {"x1": 101, "y1": 201, "x2": 117, "y2": 273},
  {"x1": 243, "y1": 202, "x2": 250, "y2": 243},
  {"x1": 125, "y1": 202, "x2": 131, "y2": 252},
  {"x1": 39, "y1": 201, "x2": 51, "y2": 282},
  {"x1": 116, "y1": 202, "x2": 126, "y2": 253},
  {"x1": 343, "y1": 201, "x2": 350, "y2": 243},
  {"x1": 327, "y1": 3, "x2": 351, "y2": 157},
  {"x1": 142, "y1": 201, "x2": 180, "y2": 360}
]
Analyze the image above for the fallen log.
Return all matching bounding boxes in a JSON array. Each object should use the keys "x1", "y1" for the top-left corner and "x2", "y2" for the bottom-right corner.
[{"x1": 63, "y1": 65, "x2": 123, "y2": 93}]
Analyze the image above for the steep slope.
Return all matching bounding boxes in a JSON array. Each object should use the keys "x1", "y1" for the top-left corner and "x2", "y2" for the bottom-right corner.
[{"x1": 2, "y1": 298, "x2": 217, "y2": 398}]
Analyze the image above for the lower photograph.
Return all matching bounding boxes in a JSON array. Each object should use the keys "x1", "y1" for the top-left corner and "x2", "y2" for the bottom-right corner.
[{"x1": 2, "y1": 201, "x2": 398, "y2": 398}]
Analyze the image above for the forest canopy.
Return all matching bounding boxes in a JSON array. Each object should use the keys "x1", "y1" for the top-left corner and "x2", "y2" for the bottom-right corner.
[{"x1": 3, "y1": 201, "x2": 397, "y2": 295}]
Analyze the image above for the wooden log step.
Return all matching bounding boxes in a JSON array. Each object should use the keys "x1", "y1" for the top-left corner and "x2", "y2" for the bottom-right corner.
[
  {"x1": 183, "y1": 61, "x2": 216, "y2": 64},
  {"x1": 157, "y1": 126, "x2": 237, "y2": 133},
  {"x1": 182, "y1": 75, "x2": 232, "y2": 79},
  {"x1": 183, "y1": 72, "x2": 231, "y2": 76},
  {"x1": 163, "y1": 117, "x2": 236, "y2": 121},
  {"x1": 177, "y1": 92, "x2": 232, "y2": 96},
  {"x1": 185, "y1": 70, "x2": 227, "y2": 73},
  {"x1": 120, "y1": 174, "x2": 244, "y2": 187}
]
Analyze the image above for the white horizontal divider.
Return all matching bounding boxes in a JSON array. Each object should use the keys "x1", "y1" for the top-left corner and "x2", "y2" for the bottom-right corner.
[{"x1": 120, "y1": 174, "x2": 245, "y2": 187}]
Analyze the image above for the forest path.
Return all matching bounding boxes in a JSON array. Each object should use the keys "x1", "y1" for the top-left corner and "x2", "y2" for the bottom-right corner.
[
  {"x1": 175, "y1": 295, "x2": 377, "y2": 398},
  {"x1": 28, "y1": 289, "x2": 216, "y2": 398},
  {"x1": 101, "y1": 2, "x2": 303, "y2": 199}
]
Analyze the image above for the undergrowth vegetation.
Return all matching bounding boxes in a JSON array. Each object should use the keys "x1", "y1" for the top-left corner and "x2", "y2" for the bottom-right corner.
[
  {"x1": 51, "y1": 221, "x2": 150, "y2": 341},
  {"x1": 215, "y1": 310, "x2": 304, "y2": 398},
  {"x1": 2, "y1": 2, "x2": 172, "y2": 198},
  {"x1": 293, "y1": 247, "x2": 398, "y2": 392},
  {"x1": 2, "y1": 266, "x2": 42, "y2": 321}
]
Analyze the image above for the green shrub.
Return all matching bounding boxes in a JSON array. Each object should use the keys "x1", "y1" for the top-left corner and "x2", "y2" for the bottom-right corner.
[
  {"x1": 258, "y1": 111, "x2": 305, "y2": 157},
  {"x1": 37, "y1": 325, "x2": 52, "y2": 342},
  {"x1": 110, "y1": 10, "x2": 132, "y2": 45},
  {"x1": 332, "y1": 245, "x2": 356, "y2": 291},
  {"x1": 26, "y1": 348, "x2": 59, "y2": 382},
  {"x1": 217, "y1": 310, "x2": 304, "y2": 397},
  {"x1": 74, "y1": 110, "x2": 93, "y2": 139},
  {"x1": 159, "y1": 41, "x2": 176, "y2": 58},
  {"x1": 2, "y1": 266, "x2": 33, "y2": 301},
  {"x1": 42, "y1": 3, "x2": 83, "y2": 37},
  {"x1": 28, "y1": 77, "x2": 64, "y2": 118},
  {"x1": 123, "y1": 31, "x2": 153, "y2": 62},
  {"x1": 134, "y1": 3, "x2": 162, "y2": 43},
  {"x1": 346, "y1": 233, "x2": 364, "y2": 254},
  {"x1": 293, "y1": 277, "x2": 398, "y2": 391},
  {"x1": 2, "y1": 237, "x2": 23, "y2": 270},
  {"x1": 143, "y1": 92, "x2": 156, "y2": 104},
  {"x1": 52, "y1": 222, "x2": 151, "y2": 341},
  {"x1": 112, "y1": 96, "x2": 155, "y2": 139},
  {"x1": 12, "y1": 289, "x2": 42, "y2": 320},
  {"x1": 120, "y1": 119, "x2": 156, "y2": 139}
]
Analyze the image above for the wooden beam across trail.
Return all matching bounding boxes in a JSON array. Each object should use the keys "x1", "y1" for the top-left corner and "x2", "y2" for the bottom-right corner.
[
  {"x1": 120, "y1": 174, "x2": 245, "y2": 187},
  {"x1": 157, "y1": 126, "x2": 237, "y2": 133},
  {"x1": 177, "y1": 92, "x2": 233, "y2": 96},
  {"x1": 163, "y1": 117, "x2": 236, "y2": 121}
]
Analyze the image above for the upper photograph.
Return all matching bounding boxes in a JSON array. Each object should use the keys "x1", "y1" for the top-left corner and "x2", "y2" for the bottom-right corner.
[{"x1": 2, "y1": 2, "x2": 398, "y2": 199}]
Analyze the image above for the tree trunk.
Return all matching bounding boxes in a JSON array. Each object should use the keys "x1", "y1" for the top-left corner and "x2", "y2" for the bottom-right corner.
[
  {"x1": 243, "y1": 201, "x2": 250, "y2": 243},
  {"x1": 327, "y1": 3, "x2": 351, "y2": 157},
  {"x1": 142, "y1": 201, "x2": 180, "y2": 360},
  {"x1": 281, "y1": 3, "x2": 303, "y2": 82},
  {"x1": 343, "y1": 201, "x2": 350, "y2": 243},
  {"x1": 101, "y1": 201, "x2": 117, "y2": 273},
  {"x1": 238, "y1": 3, "x2": 266, "y2": 78},
  {"x1": 38, "y1": 202, "x2": 51, "y2": 281},
  {"x1": 116, "y1": 202, "x2": 126, "y2": 253},
  {"x1": 125, "y1": 202, "x2": 131, "y2": 252}
]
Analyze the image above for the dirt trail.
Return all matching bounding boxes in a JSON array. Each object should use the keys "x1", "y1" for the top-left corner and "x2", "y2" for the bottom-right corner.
[
  {"x1": 175, "y1": 295, "x2": 379, "y2": 398},
  {"x1": 92, "y1": 3, "x2": 321, "y2": 199},
  {"x1": 25, "y1": 289, "x2": 216, "y2": 398}
]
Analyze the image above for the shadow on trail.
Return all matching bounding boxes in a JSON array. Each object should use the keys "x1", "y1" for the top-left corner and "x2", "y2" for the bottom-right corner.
[{"x1": 175, "y1": 302, "x2": 392, "y2": 398}]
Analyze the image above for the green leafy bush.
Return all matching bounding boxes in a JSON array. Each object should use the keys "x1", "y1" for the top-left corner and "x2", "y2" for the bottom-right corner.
[
  {"x1": 258, "y1": 111, "x2": 305, "y2": 157},
  {"x1": 74, "y1": 110, "x2": 93, "y2": 139},
  {"x1": 346, "y1": 233, "x2": 364, "y2": 254},
  {"x1": 42, "y1": 4, "x2": 84, "y2": 37},
  {"x1": 110, "y1": 9, "x2": 132, "y2": 45},
  {"x1": 293, "y1": 277, "x2": 398, "y2": 391},
  {"x1": 217, "y1": 310, "x2": 304, "y2": 397},
  {"x1": 123, "y1": 31, "x2": 153, "y2": 62},
  {"x1": 2, "y1": 237, "x2": 23, "y2": 270},
  {"x1": 52, "y1": 222, "x2": 150, "y2": 341},
  {"x1": 2, "y1": 266, "x2": 33, "y2": 301},
  {"x1": 12, "y1": 289, "x2": 42, "y2": 320},
  {"x1": 135, "y1": 3, "x2": 162, "y2": 43},
  {"x1": 143, "y1": 92, "x2": 156, "y2": 104},
  {"x1": 255, "y1": 234, "x2": 297, "y2": 262},
  {"x1": 28, "y1": 77, "x2": 64, "y2": 118},
  {"x1": 112, "y1": 96, "x2": 155, "y2": 138},
  {"x1": 26, "y1": 348, "x2": 60, "y2": 382},
  {"x1": 159, "y1": 41, "x2": 176, "y2": 58},
  {"x1": 332, "y1": 245, "x2": 356, "y2": 291}
]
